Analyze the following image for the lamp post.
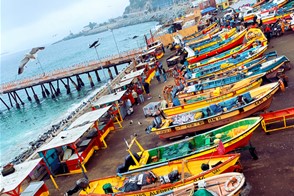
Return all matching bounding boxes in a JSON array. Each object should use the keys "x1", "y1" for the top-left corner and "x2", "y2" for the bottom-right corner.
[
  {"x1": 109, "y1": 28, "x2": 120, "y2": 56},
  {"x1": 89, "y1": 39, "x2": 111, "y2": 93}
]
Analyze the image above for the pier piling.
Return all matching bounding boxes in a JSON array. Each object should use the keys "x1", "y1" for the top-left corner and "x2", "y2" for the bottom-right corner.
[
  {"x1": 66, "y1": 78, "x2": 71, "y2": 94},
  {"x1": 0, "y1": 98, "x2": 10, "y2": 110},
  {"x1": 88, "y1": 73, "x2": 94, "y2": 88},
  {"x1": 56, "y1": 80, "x2": 61, "y2": 95},
  {"x1": 8, "y1": 93, "x2": 13, "y2": 107},
  {"x1": 49, "y1": 83, "x2": 56, "y2": 99},
  {"x1": 43, "y1": 84, "x2": 50, "y2": 96},
  {"x1": 41, "y1": 85, "x2": 47, "y2": 98},
  {"x1": 108, "y1": 68, "x2": 113, "y2": 80},
  {"x1": 94, "y1": 70, "x2": 101, "y2": 82},
  {"x1": 10, "y1": 92, "x2": 20, "y2": 109},
  {"x1": 31, "y1": 87, "x2": 40, "y2": 103},
  {"x1": 114, "y1": 65, "x2": 119, "y2": 75},
  {"x1": 70, "y1": 77, "x2": 80, "y2": 91},
  {"x1": 25, "y1": 88, "x2": 32, "y2": 101},
  {"x1": 14, "y1": 91, "x2": 24, "y2": 105}
]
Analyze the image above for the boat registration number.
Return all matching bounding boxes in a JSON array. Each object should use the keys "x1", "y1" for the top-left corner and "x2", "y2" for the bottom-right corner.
[{"x1": 175, "y1": 121, "x2": 204, "y2": 130}]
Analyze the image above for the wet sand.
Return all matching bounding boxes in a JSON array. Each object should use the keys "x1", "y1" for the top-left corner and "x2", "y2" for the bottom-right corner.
[{"x1": 46, "y1": 31, "x2": 294, "y2": 195}]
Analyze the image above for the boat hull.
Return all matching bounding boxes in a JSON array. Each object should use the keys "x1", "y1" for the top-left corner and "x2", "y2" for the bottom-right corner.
[
  {"x1": 79, "y1": 154, "x2": 240, "y2": 196},
  {"x1": 163, "y1": 77, "x2": 263, "y2": 116},
  {"x1": 187, "y1": 31, "x2": 246, "y2": 64},
  {"x1": 155, "y1": 84, "x2": 279, "y2": 139}
]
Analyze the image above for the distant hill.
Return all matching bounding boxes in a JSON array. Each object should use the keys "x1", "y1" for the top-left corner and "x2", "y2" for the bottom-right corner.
[{"x1": 124, "y1": 0, "x2": 189, "y2": 14}]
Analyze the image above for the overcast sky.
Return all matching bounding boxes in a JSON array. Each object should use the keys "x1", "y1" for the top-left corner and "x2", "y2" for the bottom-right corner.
[{"x1": 1, "y1": 0, "x2": 129, "y2": 54}]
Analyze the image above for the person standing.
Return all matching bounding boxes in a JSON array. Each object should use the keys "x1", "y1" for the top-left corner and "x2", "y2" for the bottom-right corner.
[
  {"x1": 132, "y1": 89, "x2": 138, "y2": 105},
  {"x1": 155, "y1": 68, "x2": 161, "y2": 83},
  {"x1": 264, "y1": 24, "x2": 271, "y2": 42},
  {"x1": 161, "y1": 67, "x2": 167, "y2": 82},
  {"x1": 137, "y1": 87, "x2": 144, "y2": 104},
  {"x1": 143, "y1": 80, "x2": 152, "y2": 100}
]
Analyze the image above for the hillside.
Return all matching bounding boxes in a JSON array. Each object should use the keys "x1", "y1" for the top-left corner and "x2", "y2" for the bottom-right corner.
[{"x1": 124, "y1": 0, "x2": 190, "y2": 14}]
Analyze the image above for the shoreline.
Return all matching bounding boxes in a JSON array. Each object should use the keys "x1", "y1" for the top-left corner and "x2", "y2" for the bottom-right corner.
[{"x1": 6, "y1": 61, "x2": 136, "y2": 166}]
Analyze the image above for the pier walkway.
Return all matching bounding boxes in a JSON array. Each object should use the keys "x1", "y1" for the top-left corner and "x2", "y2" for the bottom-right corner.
[{"x1": 0, "y1": 48, "x2": 143, "y2": 109}]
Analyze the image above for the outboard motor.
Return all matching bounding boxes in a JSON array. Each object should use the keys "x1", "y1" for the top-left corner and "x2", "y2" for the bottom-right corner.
[{"x1": 65, "y1": 178, "x2": 89, "y2": 196}]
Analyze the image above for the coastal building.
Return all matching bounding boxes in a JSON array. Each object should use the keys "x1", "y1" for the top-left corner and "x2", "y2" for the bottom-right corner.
[
  {"x1": 148, "y1": 8, "x2": 202, "y2": 46},
  {"x1": 216, "y1": 0, "x2": 230, "y2": 10},
  {"x1": 190, "y1": 0, "x2": 217, "y2": 10}
]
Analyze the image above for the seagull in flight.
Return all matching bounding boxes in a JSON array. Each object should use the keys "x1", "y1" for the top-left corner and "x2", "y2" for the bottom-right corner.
[{"x1": 18, "y1": 47, "x2": 45, "y2": 74}]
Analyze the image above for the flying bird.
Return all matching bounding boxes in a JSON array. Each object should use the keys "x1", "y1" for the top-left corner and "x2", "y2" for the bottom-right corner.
[
  {"x1": 18, "y1": 47, "x2": 45, "y2": 75},
  {"x1": 129, "y1": 120, "x2": 133, "y2": 125},
  {"x1": 89, "y1": 40, "x2": 100, "y2": 48},
  {"x1": 138, "y1": 121, "x2": 142, "y2": 125}
]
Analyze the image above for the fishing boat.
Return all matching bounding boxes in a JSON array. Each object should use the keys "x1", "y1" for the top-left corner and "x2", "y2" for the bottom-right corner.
[
  {"x1": 188, "y1": 41, "x2": 254, "y2": 70},
  {"x1": 149, "y1": 82, "x2": 281, "y2": 139},
  {"x1": 186, "y1": 29, "x2": 247, "y2": 64},
  {"x1": 187, "y1": 28, "x2": 237, "y2": 52},
  {"x1": 187, "y1": 56, "x2": 267, "y2": 84},
  {"x1": 183, "y1": 22, "x2": 218, "y2": 42},
  {"x1": 79, "y1": 154, "x2": 241, "y2": 196},
  {"x1": 188, "y1": 28, "x2": 268, "y2": 70},
  {"x1": 117, "y1": 117, "x2": 260, "y2": 174},
  {"x1": 187, "y1": 45, "x2": 267, "y2": 80},
  {"x1": 156, "y1": 172, "x2": 246, "y2": 196},
  {"x1": 164, "y1": 74, "x2": 264, "y2": 116},
  {"x1": 181, "y1": 26, "x2": 221, "y2": 45},
  {"x1": 188, "y1": 53, "x2": 289, "y2": 87}
]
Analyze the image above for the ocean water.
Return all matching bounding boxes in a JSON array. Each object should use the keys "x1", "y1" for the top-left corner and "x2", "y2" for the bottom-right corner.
[{"x1": 0, "y1": 21, "x2": 158, "y2": 166}]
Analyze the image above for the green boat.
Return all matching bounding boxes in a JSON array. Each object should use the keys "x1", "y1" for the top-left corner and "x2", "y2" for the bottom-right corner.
[{"x1": 117, "y1": 117, "x2": 262, "y2": 174}]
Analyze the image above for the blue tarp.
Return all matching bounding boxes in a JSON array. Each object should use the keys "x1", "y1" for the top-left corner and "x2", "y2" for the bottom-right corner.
[{"x1": 201, "y1": 7, "x2": 216, "y2": 15}]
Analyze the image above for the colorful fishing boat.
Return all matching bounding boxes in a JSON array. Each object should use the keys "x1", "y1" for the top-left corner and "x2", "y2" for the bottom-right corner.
[
  {"x1": 187, "y1": 45, "x2": 267, "y2": 81},
  {"x1": 186, "y1": 56, "x2": 267, "y2": 84},
  {"x1": 188, "y1": 41, "x2": 254, "y2": 70},
  {"x1": 187, "y1": 28, "x2": 237, "y2": 52},
  {"x1": 149, "y1": 82, "x2": 281, "y2": 139},
  {"x1": 183, "y1": 22, "x2": 218, "y2": 41},
  {"x1": 188, "y1": 28, "x2": 267, "y2": 70},
  {"x1": 79, "y1": 154, "x2": 241, "y2": 196},
  {"x1": 181, "y1": 26, "x2": 221, "y2": 45},
  {"x1": 156, "y1": 172, "x2": 246, "y2": 196},
  {"x1": 164, "y1": 74, "x2": 264, "y2": 116},
  {"x1": 117, "y1": 117, "x2": 260, "y2": 174},
  {"x1": 186, "y1": 29, "x2": 247, "y2": 64}
]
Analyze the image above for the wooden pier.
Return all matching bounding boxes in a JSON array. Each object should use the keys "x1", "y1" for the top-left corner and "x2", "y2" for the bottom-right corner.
[{"x1": 0, "y1": 49, "x2": 143, "y2": 110}]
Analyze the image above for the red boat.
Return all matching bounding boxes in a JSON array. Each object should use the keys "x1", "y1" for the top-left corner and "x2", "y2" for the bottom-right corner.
[{"x1": 186, "y1": 30, "x2": 247, "y2": 64}]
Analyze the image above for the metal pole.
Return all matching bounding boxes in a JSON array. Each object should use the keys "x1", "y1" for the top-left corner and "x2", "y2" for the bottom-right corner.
[
  {"x1": 94, "y1": 47, "x2": 111, "y2": 93},
  {"x1": 36, "y1": 57, "x2": 45, "y2": 75},
  {"x1": 110, "y1": 29, "x2": 120, "y2": 56}
]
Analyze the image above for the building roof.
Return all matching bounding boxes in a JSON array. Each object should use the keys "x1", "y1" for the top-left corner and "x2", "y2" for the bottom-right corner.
[
  {"x1": 0, "y1": 158, "x2": 42, "y2": 193},
  {"x1": 112, "y1": 78, "x2": 134, "y2": 90},
  {"x1": 92, "y1": 90, "x2": 127, "y2": 107},
  {"x1": 67, "y1": 106, "x2": 111, "y2": 130},
  {"x1": 201, "y1": 7, "x2": 216, "y2": 15},
  {"x1": 38, "y1": 123, "x2": 93, "y2": 152},
  {"x1": 121, "y1": 69, "x2": 145, "y2": 82}
]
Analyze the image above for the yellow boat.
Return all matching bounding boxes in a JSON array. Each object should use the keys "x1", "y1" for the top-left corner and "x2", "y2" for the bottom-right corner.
[
  {"x1": 183, "y1": 22, "x2": 218, "y2": 41},
  {"x1": 188, "y1": 28, "x2": 237, "y2": 52},
  {"x1": 163, "y1": 74, "x2": 264, "y2": 116},
  {"x1": 79, "y1": 154, "x2": 241, "y2": 196}
]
